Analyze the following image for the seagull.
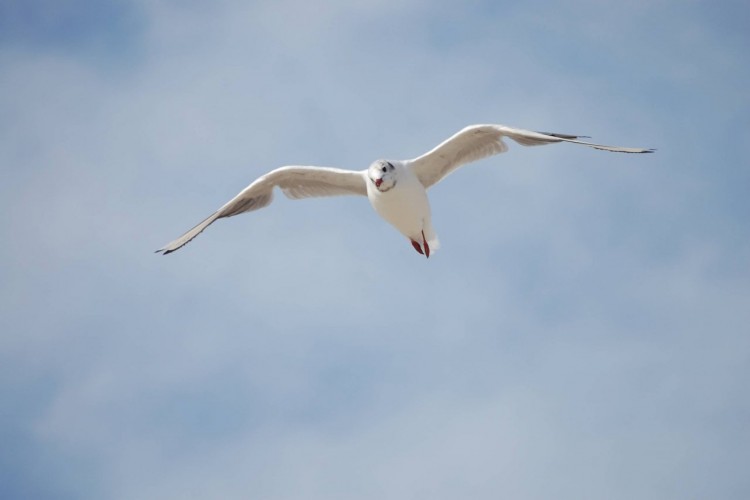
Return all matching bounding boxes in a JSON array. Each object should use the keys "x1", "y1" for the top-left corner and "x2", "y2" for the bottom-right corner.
[{"x1": 156, "y1": 124, "x2": 653, "y2": 257}]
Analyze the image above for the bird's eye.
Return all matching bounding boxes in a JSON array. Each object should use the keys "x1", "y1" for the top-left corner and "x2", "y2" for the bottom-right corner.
[{"x1": 381, "y1": 166, "x2": 387, "y2": 173}]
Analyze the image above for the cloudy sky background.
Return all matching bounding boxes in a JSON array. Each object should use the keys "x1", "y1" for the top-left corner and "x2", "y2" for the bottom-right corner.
[{"x1": 1, "y1": 0, "x2": 748, "y2": 498}]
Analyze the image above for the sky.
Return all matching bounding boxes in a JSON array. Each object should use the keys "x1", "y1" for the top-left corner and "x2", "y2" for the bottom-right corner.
[{"x1": 1, "y1": 0, "x2": 748, "y2": 499}]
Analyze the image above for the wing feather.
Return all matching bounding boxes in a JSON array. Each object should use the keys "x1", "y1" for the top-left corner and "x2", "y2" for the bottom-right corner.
[{"x1": 156, "y1": 166, "x2": 366, "y2": 254}]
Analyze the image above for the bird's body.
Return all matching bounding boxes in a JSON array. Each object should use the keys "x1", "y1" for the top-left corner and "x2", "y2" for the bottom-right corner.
[
  {"x1": 157, "y1": 124, "x2": 653, "y2": 257},
  {"x1": 366, "y1": 160, "x2": 438, "y2": 256}
]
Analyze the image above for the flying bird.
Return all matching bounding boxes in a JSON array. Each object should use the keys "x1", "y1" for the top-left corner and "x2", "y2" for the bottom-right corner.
[{"x1": 156, "y1": 124, "x2": 653, "y2": 257}]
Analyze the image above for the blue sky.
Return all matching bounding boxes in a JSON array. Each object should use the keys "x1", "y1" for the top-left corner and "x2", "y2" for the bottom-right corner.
[{"x1": 1, "y1": 0, "x2": 748, "y2": 499}]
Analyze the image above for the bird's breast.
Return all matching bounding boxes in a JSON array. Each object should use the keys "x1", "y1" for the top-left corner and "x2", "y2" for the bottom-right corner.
[{"x1": 368, "y1": 175, "x2": 431, "y2": 238}]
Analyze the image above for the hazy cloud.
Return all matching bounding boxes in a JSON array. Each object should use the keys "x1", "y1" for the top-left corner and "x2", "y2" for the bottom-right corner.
[{"x1": 1, "y1": 1, "x2": 748, "y2": 499}]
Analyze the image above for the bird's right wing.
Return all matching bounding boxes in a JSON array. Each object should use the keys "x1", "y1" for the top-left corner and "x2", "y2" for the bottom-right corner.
[
  {"x1": 156, "y1": 166, "x2": 367, "y2": 254},
  {"x1": 409, "y1": 124, "x2": 654, "y2": 189}
]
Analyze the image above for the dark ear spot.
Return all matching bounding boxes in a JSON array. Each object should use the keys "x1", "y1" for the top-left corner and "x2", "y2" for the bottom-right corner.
[{"x1": 387, "y1": 162, "x2": 394, "y2": 170}]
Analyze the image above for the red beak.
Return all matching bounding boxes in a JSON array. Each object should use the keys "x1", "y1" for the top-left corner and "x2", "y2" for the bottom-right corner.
[{"x1": 375, "y1": 178, "x2": 383, "y2": 188}]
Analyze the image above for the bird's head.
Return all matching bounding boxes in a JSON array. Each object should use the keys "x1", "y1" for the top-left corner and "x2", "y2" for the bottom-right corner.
[{"x1": 368, "y1": 160, "x2": 397, "y2": 192}]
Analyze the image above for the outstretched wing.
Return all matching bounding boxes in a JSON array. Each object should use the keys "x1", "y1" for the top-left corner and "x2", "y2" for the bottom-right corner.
[
  {"x1": 409, "y1": 124, "x2": 654, "y2": 189},
  {"x1": 156, "y1": 166, "x2": 367, "y2": 254}
]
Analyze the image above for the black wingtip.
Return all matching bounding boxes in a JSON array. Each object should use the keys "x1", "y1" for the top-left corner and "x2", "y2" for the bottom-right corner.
[{"x1": 538, "y1": 131, "x2": 591, "y2": 140}]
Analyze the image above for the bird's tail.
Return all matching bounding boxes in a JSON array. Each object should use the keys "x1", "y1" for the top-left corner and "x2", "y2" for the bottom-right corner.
[{"x1": 423, "y1": 220, "x2": 440, "y2": 253}]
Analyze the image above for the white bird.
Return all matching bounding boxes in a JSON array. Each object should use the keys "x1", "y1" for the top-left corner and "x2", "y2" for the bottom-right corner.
[{"x1": 156, "y1": 124, "x2": 653, "y2": 257}]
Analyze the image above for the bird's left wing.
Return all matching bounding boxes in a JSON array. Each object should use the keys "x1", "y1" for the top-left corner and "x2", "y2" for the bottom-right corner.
[
  {"x1": 409, "y1": 124, "x2": 654, "y2": 189},
  {"x1": 156, "y1": 166, "x2": 367, "y2": 254}
]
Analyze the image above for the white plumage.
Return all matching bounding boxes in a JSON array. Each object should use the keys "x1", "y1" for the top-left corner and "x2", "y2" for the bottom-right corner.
[{"x1": 156, "y1": 123, "x2": 653, "y2": 257}]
